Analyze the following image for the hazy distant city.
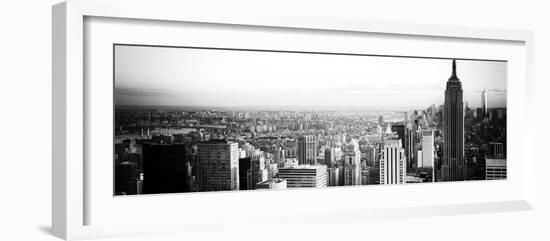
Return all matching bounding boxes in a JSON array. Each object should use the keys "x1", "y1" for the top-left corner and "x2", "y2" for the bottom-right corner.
[{"x1": 114, "y1": 45, "x2": 507, "y2": 195}]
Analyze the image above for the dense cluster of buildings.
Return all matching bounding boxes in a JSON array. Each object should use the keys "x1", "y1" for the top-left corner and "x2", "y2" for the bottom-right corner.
[{"x1": 114, "y1": 60, "x2": 507, "y2": 195}]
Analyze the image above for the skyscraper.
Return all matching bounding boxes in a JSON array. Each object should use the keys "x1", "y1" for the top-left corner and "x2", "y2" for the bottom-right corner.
[
  {"x1": 324, "y1": 147, "x2": 336, "y2": 168},
  {"x1": 115, "y1": 161, "x2": 138, "y2": 195},
  {"x1": 404, "y1": 124, "x2": 416, "y2": 171},
  {"x1": 489, "y1": 142, "x2": 505, "y2": 158},
  {"x1": 481, "y1": 88, "x2": 488, "y2": 117},
  {"x1": 142, "y1": 143, "x2": 192, "y2": 194},
  {"x1": 238, "y1": 157, "x2": 252, "y2": 190},
  {"x1": 421, "y1": 130, "x2": 435, "y2": 168},
  {"x1": 326, "y1": 167, "x2": 342, "y2": 186},
  {"x1": 391, "y1": 123, "x2": 406, "y2": 148},
  {"x1": 250, "y1": 150, "x2": 268, "y2": 188},
  {"x1": 197, "y1": 139, "x2": 240, "y2": 191},
  {"x1": 297, "y1": 135, "x2": 317, "y2": 165},
  {"x1": 442, "y1": 60, "x2": 465, "y2": 181},
  {"x1": 342, "y1": 140, "x2": 361, "y2": 186},
  {"x1": 380, "y1": 139, "x2": 406, "y2": 184}
]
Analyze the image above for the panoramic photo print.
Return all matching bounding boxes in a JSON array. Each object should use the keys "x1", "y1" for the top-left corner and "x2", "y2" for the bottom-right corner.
[{"x1": 113, "y1": 44, "x2": 507, "y2": 195}]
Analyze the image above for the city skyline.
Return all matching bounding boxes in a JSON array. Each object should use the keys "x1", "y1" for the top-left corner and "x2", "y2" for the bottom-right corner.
[
  {"x1": 114, "y1": 45, "x2": 507, "y2": 109},
  {"x1": 114, "y1": 46, "x2": 507, "y2": 196}
]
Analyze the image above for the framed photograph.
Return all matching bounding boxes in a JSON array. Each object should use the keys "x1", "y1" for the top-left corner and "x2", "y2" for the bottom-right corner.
[{"x1": 53, "y1": 0, "x2": 535, "y2": 240}]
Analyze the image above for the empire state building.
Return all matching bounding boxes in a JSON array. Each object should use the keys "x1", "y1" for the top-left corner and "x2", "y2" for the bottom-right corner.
[{"x1": 442, "y1": 60, "x2": 465, "y2": 181}]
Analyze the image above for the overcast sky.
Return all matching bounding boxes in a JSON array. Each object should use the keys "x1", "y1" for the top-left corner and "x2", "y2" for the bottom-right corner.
[{"x1": 114, "y1": 45, "x2": 507, "y2": 109}]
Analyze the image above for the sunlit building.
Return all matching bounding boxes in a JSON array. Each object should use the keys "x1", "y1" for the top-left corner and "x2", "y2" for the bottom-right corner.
[
  {"x1": 421, "y1": 130, "x2": 435, "y2": 168},
  {"x1": 486, "y1": 158, "x2": 507, "y2": 180},
  {"x1": 380, "y1": 140, "x2": 406, "y2": 184},
  {"x1": 278, "y1": 165, "x2": 327, "y2": 188},
  {"x1": 342, "y1": 140, "x2": 361, "y2": 186}
]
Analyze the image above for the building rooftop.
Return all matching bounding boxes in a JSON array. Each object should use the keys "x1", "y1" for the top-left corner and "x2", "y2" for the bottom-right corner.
[
  {"x1": 486, "y1": 158, "x2": 506, "y2": 167},
  {"x1": 257, "y1": 178, "x2": 286, "y2": 185},
  {"x1": 384, "y1": 139, "x2": 402, "y2": 145},
  {"x1": 279, "y1": 164, "x2": 327, "y2": 170}
]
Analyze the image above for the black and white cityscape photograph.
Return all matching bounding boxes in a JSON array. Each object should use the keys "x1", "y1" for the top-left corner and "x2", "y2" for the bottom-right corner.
[{"x1": 113, "y1": 44, "x2": 507, "y2": 195}]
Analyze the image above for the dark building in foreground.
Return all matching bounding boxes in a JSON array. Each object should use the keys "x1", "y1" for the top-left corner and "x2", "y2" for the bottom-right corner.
[
  {"x1": 391, "y1": 124, "x2": 405, "y2": 147},
  {"x1": 142, "y1": 143, "x2": 192, "y2": 194},
  {"x1": 441, "y1": 60, "x2": 466, "y2": 181},
  {"x1": 238, "y1": 157, "x2": 252, "y2": 190},
  {"x1": 115, "y1": 161, "x2": 139, "y2": 195}
]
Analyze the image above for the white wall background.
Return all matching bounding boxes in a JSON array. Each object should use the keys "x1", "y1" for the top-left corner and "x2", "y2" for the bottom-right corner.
[{"x1": 0, "y1": 0, "x2": 548, "y2": 240}]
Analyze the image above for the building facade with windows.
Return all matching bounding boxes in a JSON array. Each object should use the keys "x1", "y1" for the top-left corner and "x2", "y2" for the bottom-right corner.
[
  {"x1": 380, "y1": 140, "x2": 406, "y2": 184},
  {"x1": 278, "y1": 165, "x2": 327, "y2": 188},
  {"x1": 486, "y1": 158, "x2": 507, "y2": 180},
  {"x1": 197, "y1": 139, "x2": 240, "y2": 191}
]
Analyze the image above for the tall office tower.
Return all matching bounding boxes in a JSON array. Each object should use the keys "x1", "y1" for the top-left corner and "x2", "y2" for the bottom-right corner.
[
  {"x1": 476, "y1": 108, "x2": 483, "y2": 120},
  {"x1": 489, "y1": 142, "x2": 505, "y2": 158},
  {"x1": 421, "y1": 130, "x2": 435, "y2": 168},
  {"x1": 297, "y1": 135, "x2": 317, "y2": 165},
  {"x1": 278, "y1": 165, "x2": 327, "y2": 188},
  {"x1": 391, "y1": 123, "x2": 406, "y2": 148},
  {"x1": 379, "y1": 140, "x2": 406, "y2": 185},
  {"x1": 326, "y1": 167, "x2": 341, "y2": 186},
  {"x1": 378, "y1": 115, "x2": 384, "y2": 126},
  {"x1": 115, "y1": 161, "x2": 138, "y2": 195},
  {"x1": 324, "y1": 148, "x2": 336, "y2": 168},
  {"x1": 342, "y1": 140, "x2": 361, "y2": 185},
  {"x1": 250, "y1": 150, "x2": 268, "y2": 188},
  {"x1": 417, "y1": 150, "x2": 423, "y2": 168},
  {"x1": 365, "y1": 146, "x2": 376, "y2": 166},
  {"x1": 238, "y1": 157, "x2": 252, "y2": 190},
  {"x1": 405, "y1": 124, "x2": 415, "y2": 170},
  {"x1": 481, "y1": 88, "x2": 488, "y2": 117},
  {"x1": 442, "y1": 60, "x2": 466, "y2": 181},
  {"x1": 197, "y1": 139, "x2": 240, "y2": 192},
  {"x1": 364, "y1": 166, "x2": 379, "y2": 185},
  {"x1": 485, "y1": 158, "x2": 507, "y2": 180},
  {"x1": 142, "y1": 143, "x2": 192, "y2": 194}
]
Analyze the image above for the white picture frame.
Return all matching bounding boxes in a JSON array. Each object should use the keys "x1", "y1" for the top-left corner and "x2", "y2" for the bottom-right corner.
[{"x1": 52, "y1": 0, "x2": 535, "y2": 240}]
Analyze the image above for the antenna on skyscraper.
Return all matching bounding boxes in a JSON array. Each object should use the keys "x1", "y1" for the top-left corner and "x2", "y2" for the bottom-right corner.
[{"x1": 449, "y1": 59, "x2": 459, "y2": 81}]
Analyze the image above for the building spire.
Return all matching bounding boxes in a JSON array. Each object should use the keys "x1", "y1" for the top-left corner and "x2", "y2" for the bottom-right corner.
[{"x1": 449, "y1": 59, "x2": 459, "y2": 81}]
